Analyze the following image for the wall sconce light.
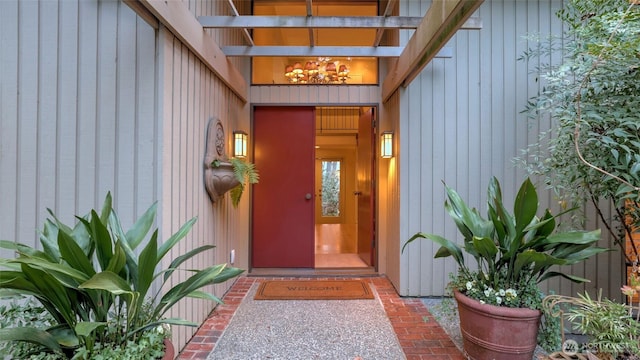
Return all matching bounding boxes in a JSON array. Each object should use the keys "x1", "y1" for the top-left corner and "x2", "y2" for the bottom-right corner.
[
  {"x1": 381, "y1": 131, "x2": 394, "y2": 158},
  {"x1": 233, "y1": 130, "x2": 247, "y2": 158}
]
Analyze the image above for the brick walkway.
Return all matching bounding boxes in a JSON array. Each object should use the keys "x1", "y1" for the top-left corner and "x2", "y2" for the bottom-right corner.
[{"x1": 177, "y1": 276, "x2": 465, "y2": 360}]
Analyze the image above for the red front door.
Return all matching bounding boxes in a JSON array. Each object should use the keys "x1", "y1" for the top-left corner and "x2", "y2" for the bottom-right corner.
[
  {"x1": 252, "y1": 106, "x2": 315, "y2": 268},
  {"x1": 357, "y1": 108, "x2": 375, "y2": 266}
]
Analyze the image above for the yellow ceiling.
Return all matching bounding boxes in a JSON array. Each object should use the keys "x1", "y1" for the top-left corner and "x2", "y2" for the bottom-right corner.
[{"x1": 253, "y1": 1, "x2": 378, "y2": 47}]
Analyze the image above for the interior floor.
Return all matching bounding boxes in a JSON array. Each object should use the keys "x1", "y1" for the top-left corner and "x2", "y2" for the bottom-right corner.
[{"x1": 315, "y1": 224, "x2": 368, "y2": 268}]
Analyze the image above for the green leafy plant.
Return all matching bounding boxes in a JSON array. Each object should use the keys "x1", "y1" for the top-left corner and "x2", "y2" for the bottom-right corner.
[
  {"x1": 212, "y1": 157, "x2": 260, "y2": 207},
  {"x1": 545, "y1": 287, "x2": 640, "y2": 359},
  {"x1": 405, "y1": 177, "x2": 605, "y2": 307},
  {"x1": 403, "y1": 177, "x2": 606, "y2": 351},
  {"x1": 0, "y1": 193, "x2": 244, "y2": 358},
  {"x1": 518, "y1": 0, "x2": 640, "y2": 263},
  {"x1": 0, "y1": 297, "x2": 58, "y2": 359},
  {"x1": 228, "y1": 157, "x2": 260, "y2": 207}
]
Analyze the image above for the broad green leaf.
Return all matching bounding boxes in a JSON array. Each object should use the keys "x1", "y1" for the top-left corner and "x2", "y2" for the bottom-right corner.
[
  {"x1": 9, "y1": 257, "x2": 89, "y2": 284},
  {"x1": 108, "y1": 212, "x2": 139, "y2": 284},
  {"x1": 533, "y1": 210, "x2": 556, "y2": 238},
  {"x1": 0, "y1": 271, "x2": 41, "y2": 294},
  {"x1": 164, "y1": 245, "x2": 216, "y2": 282},
  {"x1": 90, "y1": 210, "x2": 113, "y2": 271},
  {"x1": 127, "y1": 318, "x2": 198, "y2": 339},
  {"x1": 125, "y1": 202, "x2": 157, "y2": 249},
  {"x1": 58, "y1": 230, "x2": 95, "y2": 277},
  {"x1": 157, "y1": 217, "x2": 198, "y2": 262},
  {"x1": 403, "y1": 232, "x2": 465, "y2": 267},
  {"x1": 99, "y1": 192, "x2": 113, "y2": 224},
  {"x1": 561, "y1": 247, "x2": 610, "y2": 264},
  {"x1": 80, "y1": 271, "x2": 133, "y2": 296},
  {"x1": 211, "y1": 266, "x2": 245, "y2": 284},
  {"x1": 444, "y1": 184, "x2": 481, "y2": 240},
  {"x1": 46, "y1": 208, "x2": 73, "y2": 234},
  {"x1": 106, "y1": 241, "x2": 127, "y2": 275},
  {"x1": 544, "y1": 229, "x2": 601, "y2": 246},
  {"x1": 513, "y1": 178, "x2": 538, "y2": 236},
  {"x1": 75, "y1": 322, "x2": 106, "y2": 338},
  {"x1": 488, "y1": 177, "x2": 517, "y2": 255},
  {"x1": 156, "y1": 264, "x2": 240, "y2": 317},
  {"x1": 471, "y1": 236, "x2": 499, "y2": 262},
  {"x1": 40, "y1": 220, "x2": 61, "y2": 261},
  {"x1": 434, "y1": 246, "x2": 453, "y2": 258},
  {"x1": 186, "y1": 290, "x2": 223, "y2": 304},
  {"x1": 514, "y1": 251, "x2": 565, "y2": 279},
  {"x1": 136, "y1": 232, "x2": 158, "y2": 300},
  {"x1": 22, "y1": 264, "x2": 75, "y2": 327},
  {"x1": 48, "y1": 323, "x2": 80, "y2": 347},
  {"x1": 0, "y1": 327, "x2": 62, "y2": 353},
  {"x1": 0, "y1": 240, "x2": 50, "y2": 259},
  {"x1": 538, "y1": 271, "x2": 591, "y2": 283}
]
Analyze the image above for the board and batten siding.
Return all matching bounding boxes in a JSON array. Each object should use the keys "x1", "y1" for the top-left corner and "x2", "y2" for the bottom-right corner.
[
  {"x1": 398, "y1": 0, "x2": 622, "y2": 299},
  {"x1": 158, "y1": 26, "x2": 249, "y2": 349},
  {"x1": 0, "y1": 0, "x2": 158, "y2": 258},
  {"x1": 250, "y1": 85, "x2": 380, "y2": 105},
  {"x1": 157, "y1": 2, "x2": 250, "y2": 349},
  {"x1": 0, "y1": 0, "x2": 251, "y2": 352}
]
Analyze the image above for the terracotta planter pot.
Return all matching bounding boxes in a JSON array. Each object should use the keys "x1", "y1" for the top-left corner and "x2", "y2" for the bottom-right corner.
[
  {"x1": 162, "y1": 338, "x2": 175, "y2": 360},
  {"x1": 454, "y1": 290, "x2": 542, "y2": 360}
]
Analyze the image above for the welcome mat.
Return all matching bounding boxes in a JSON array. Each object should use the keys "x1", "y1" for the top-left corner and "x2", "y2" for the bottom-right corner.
[{"x1": 254, "y1": 280, "x2": 375, "y2": 300}]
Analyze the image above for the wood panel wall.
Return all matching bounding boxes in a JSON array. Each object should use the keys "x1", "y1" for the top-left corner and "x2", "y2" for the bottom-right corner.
[
  {"x1": 0, "y1": 0, "x2": 251, "y2": 352},
  {"x1": 397, "y1": 0, "x2": 622, "y2": 299},
  {"x1": 250, "y1": 85, "x2": 380, "y2": 105},
  {"x1": 0, "y1": 0, "x2": 158, "y2": 256},
  {"x1": 160, "y1": 0, "x2": 250, "y2": 351}
]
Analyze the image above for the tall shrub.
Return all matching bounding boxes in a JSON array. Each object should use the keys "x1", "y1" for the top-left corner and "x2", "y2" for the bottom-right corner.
[{"x1": 519, "y1": 0, "x2": 640, "y2": 263}]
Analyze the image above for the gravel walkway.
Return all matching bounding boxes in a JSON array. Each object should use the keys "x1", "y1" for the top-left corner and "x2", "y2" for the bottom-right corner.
[{"x1": 207, "y1": 283, "x2": 406, "y2": 360}]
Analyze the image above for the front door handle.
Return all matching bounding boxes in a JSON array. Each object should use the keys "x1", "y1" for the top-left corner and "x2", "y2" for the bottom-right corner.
[{"x1": 305, "y1": 193, "x2": 312, "y2": 200}]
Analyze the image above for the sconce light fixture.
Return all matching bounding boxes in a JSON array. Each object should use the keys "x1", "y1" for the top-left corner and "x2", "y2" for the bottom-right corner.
[
  {"x1": 381, "y1": 131, "x2": 394, "y2": 158},
  {"x1": 233, "y1": 130, "x2": 247, "y2": 158}
]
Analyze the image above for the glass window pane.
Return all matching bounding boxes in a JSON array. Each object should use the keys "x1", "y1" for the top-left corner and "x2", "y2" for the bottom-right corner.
[{"x1": 321, "y1": 160, "x2": 341, "y2": 217}]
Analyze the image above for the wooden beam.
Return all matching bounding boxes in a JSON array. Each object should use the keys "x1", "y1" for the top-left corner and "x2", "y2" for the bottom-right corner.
[
  {"x1": 306, "y1": 0, "x2": 314, "y2": 47},
  {"x1": 226, "y1": 0, "x2": 255, "y2": 46},
  {"x1": 199, "y1": 16, "x2": 425, "y2": 29},
  {"x1": 137, "y1": 0, "x2": 247, "y2": 102},
  {"x1": 198, "y1": 15, "x2": 482, "y2": 30},
  {"x1": 222, "y1": 46, "x2": 404, "y2": 57},
  {"x1": 373, "y1": 0, "x2": 398, "y2": 47},
  {"x1": 221, "y1": 45, "x2": 453, "y2": 58},
  {"x1": 123, "y1": 0, "x2": 159, "y2": 29},
  {"x1": 381, "y1": 0, "x2": 483, "y2": 102}
]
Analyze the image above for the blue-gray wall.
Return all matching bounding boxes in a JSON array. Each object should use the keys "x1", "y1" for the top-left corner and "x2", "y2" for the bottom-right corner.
[{"x1": 398, "y1": 0, "x2": 623, "y2": 299}]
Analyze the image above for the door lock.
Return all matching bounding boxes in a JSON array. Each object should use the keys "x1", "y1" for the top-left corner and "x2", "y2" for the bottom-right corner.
[{"x1": 305, "y1": 193, "x2": 312, "y2": 200}]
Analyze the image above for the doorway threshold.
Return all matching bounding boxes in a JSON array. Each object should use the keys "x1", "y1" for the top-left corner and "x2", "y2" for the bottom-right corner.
[{"x1": 248, "y1": 267, "x2": 377, "y2": 277}]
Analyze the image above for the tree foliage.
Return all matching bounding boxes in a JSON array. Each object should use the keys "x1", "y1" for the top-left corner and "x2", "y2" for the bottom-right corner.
[{"x1": 520, "y1": 0, "x2": 640, "y2": 262}]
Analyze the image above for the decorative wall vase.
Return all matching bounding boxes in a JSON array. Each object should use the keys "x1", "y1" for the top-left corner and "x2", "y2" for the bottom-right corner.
[
  {"x1": 454, "y1": 290, "x2": 542, "y2": 360},
  {"x1": 203, "y1": 118, "x2": 239, "y2": 203}
]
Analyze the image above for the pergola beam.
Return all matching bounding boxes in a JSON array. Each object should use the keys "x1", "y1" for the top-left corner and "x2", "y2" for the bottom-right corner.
[
  {"x1": 226, "y1": 0, "x2": 254, "y2": 46},
  {"x1": 306, "y1": 0, "x2": 315, "y2": 47},
  {"x1": 381, "y1": 0, "x2": 483, "y2": 102},
  {"x1": 199, "y1": 16, "x2": 426, "y2": 29},
  {"x1": 373, "y1": 0, "x2": 398, "y2": 47},
  {"x1": 221, "y1": 46, "x2": 454, "y2": 58},
  {"x1": 198, "y1": 15, "x2": 482, "y2": 30},
  {"x1": 135, "y1": 0, "x2": 247, "y2": 102}
]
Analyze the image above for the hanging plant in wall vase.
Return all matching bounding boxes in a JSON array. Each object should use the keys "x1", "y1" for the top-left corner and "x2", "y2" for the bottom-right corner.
[{"x1": 204, "y1": 118, "x2": 259, "y2": 206}]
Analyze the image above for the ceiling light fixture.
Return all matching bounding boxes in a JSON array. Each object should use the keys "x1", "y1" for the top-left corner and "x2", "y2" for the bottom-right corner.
[{"x1": 284, "y1": 57, "x2": 350, "y2": 84}]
